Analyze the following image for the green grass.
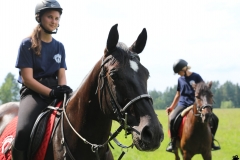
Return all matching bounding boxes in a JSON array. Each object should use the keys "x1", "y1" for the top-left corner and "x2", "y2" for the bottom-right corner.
[{"x1": 110, "y1": 109, "x2": 240, "y2": 160}]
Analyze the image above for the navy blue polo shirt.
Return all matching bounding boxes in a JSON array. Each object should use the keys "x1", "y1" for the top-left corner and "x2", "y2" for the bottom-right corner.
[
  {"x1": 15, "y1": 37, "x2": 67, "y2": 84},
  {"x1": 177, "y1": 72, "x2": 203, "y2": 107}
]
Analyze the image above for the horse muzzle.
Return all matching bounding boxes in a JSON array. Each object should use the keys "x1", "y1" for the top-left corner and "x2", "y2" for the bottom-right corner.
[
  {"x1": 131, "y1": 116, "x2": 164, "y2": 151},
  {"x1": 202, "y1": 112, "x2": 212, "y2": 123}
]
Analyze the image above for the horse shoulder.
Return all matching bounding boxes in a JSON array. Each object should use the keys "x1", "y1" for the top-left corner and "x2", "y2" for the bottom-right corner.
[{"x1": 181, "y1": 110, "x2": 194, "y2": 141}]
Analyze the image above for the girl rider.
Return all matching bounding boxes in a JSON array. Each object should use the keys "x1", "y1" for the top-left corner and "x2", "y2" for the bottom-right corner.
[
  {"x1": 13, "y1": 0, "x2": 72, "y2": 159},
  {"x1": 166, "y1": 59, "x2": 220, "y2": 153}
]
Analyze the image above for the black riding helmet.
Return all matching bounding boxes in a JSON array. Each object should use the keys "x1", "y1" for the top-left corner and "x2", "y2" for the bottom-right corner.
[
  {"x1": 173, "y1": 59, "x2": 188, "y2": 73},
  {"x1": 35, "y1": 0, "x2": 62, "y2": 34}
]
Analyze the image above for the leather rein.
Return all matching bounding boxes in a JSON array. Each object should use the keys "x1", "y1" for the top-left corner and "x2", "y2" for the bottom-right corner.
[{"x1": 59, "y1": 54, "x2": 153, "y2": 160}]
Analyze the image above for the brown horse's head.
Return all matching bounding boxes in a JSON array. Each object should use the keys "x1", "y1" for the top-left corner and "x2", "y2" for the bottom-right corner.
[
  {"x1": 194, "y1": 81, "x2": 213, "y2": 123},
  {"x1": 97, "y1": 24, "x2": 164, "y2": 151}
]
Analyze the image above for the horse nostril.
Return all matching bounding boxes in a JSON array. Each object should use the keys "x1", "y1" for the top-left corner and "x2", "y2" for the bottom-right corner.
[{"x1": 141, "y1": 126, "x2": 153, "y2": 143}]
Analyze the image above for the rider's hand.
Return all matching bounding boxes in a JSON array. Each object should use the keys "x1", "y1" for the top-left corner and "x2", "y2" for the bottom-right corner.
[
  {"x1": 49, "y1": 85, "x2": 72, "y2": 99},
  {"x1": 60, "y1": 85, "x2": 73, "y2": 93},
  {"x1": 166, "y1": 107, "x2": 173, "y2": 115}
]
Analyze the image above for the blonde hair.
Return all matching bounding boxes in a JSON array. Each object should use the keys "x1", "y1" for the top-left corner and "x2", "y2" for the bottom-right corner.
[
  {"x1": 30, "y1": 24, "x2": 42, "y2": 56},
  {"x1": 182, "y1": 66, "x2": 191, "y2": 71}
]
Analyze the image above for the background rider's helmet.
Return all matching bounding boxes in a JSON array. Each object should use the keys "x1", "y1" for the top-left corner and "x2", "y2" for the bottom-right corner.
[
  {"x1": 173, "y1": 59, "x2": 188, "y2": 73},
  {"x1": 35, "y1": 0, "x2": 62, "y2": 23}
]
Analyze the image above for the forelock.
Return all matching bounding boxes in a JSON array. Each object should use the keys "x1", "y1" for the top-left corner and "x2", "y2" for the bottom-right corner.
[{"x1": 117, "y1": 42, "x2": 129, "y2": 52}]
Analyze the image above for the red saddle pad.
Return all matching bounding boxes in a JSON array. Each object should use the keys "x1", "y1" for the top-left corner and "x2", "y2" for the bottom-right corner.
[{"x1": 0, "y1": 101, "x2": 62, "y2": 160}]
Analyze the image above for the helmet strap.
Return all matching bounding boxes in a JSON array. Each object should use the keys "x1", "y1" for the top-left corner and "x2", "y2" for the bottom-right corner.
[{"x1": 40, "y1": 23, "x2": 58, "y2": 34}]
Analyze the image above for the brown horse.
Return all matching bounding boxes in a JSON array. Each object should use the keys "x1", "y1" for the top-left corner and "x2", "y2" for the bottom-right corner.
[
  {"x1": 174, "y1": 82, "x2": 213, "y2": 160},
  {"x1": 0, "y1": 24, "x2": 164, "y2": 160}
]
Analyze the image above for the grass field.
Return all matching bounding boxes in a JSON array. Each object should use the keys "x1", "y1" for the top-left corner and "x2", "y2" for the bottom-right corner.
[{"x1": 110, "y1": 109, "x2": 240, "y2": 160}]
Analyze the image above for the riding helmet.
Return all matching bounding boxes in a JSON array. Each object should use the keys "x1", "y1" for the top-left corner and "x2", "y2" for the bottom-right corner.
[
  {"x1": 173, "y1": 59, "x2": 188, "y2": 73},
  {"x1": 35, "y1": 0, "x2": 62, "y2": 23}
]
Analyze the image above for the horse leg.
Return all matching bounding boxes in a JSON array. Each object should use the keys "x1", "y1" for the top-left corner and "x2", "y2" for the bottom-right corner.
[
  {"x1": 174, "y1": 148, "x2": 180, "y2": 160},
  {"x1": 202, "y1": 151, "x2": 212, "y2": 160},
  {"x1": 182, "y1": 151, "x2": 193, "y2": 160}
]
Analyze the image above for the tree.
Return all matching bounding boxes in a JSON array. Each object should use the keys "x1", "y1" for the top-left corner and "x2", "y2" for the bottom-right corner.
[
  {"x1": 0, "y1": 73, "x2": 20, "y2": 104},
  {"x1": 233, "y1": 83, "x2": 240, "y2": 107},
  {"x1": 221, "y1": 81, "x2": 234, "y2": 101},
  {"x1": 149, "y1": 89, "x2": 162, "y2": 101},
  {"x1": 162, "y1": 85, "x2": 177, "y2": 107},
  {"x1": 220, "y1": 100, "x2": 234, "y2": 108},
  {"x1": 149, "y1": 81, "x2": 240, "y2": 110}
]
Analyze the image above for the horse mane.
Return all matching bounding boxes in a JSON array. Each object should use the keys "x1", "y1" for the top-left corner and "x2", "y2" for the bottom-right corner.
[
  {"x1": 195, "y1": 81, "x2": 214, "y2": 104},
  {"x1": 195, "y1": 81, "x2": 212, "y2": 95},
  {"x1": 117, "y1": 42, "x2": 140, "y2": 61},
  {"x1": 117, "y1": 42, "x2": 129, "y2": 52}
]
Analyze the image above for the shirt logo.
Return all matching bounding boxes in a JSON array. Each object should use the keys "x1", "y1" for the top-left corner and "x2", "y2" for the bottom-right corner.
[
  {"x1": 190, "y1": 80, "x2": 196, "y2": 88},
  {"x1": 189, "y1": 80, "x2": 195, "y2": 85},
  {"x1": 53, "y1": 54, "x2": 61, "y2": 63}
]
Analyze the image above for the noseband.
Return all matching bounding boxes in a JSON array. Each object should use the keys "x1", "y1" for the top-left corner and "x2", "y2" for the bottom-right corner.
[{"x1": 195, "y1": 103, "x2": 213, "y2": 118}]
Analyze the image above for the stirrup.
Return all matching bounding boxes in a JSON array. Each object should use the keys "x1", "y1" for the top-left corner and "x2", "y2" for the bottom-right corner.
[
  {"x1": 166, "y1": 139, "x2": 176, "y2": 153},
  {"x1": 212, "y1": 139, "x2": 221, "y2": 151}
]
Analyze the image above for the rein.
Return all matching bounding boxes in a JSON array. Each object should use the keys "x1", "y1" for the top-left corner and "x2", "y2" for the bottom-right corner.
[
  {"x1": 59, "y1": 55, "x2": 153, "y2": 160},
  {"x1": 60, "y1": 95, "x2": 124, "y2": 160}
]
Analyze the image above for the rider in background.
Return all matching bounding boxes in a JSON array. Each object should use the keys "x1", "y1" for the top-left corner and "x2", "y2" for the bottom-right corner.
[
  {"x1": 13, "y1": 0, "x2": 72, "y2": 159},
  {"x1": 165, "y1": 59, "x2": 221, "y2": 153}
]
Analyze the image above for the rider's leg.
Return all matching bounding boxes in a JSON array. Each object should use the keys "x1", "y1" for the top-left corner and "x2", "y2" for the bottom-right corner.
[
  {"x1": 11, "y1": 144, "x2": 26, "y2": 160},
  {"x1": 210, "y1": 113, "x2": 221, "y2": 151},
  {"x1": 12, "y1": 93, "x2": 48, "y2": 159},
  {"x1": 166, "y1": 106, "x2": 185, "y2": 153}
]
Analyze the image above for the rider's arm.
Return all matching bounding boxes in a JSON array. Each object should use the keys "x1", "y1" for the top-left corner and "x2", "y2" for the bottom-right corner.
[
  {"x1": 166, "y1": 91, "x2": 180, "y2": 113},
  {"x1": 57, "y1": 68, "x2": 67, "y2": 86},
  {"x1": 21, "y1": 68, "x2": 51, "y2": 96}
]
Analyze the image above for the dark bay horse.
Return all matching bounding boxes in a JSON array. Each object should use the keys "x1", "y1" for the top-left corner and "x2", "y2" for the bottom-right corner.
[
  {"x1": 0, "y1": 24, "x2": 164, "y2": 160},
  {"x1": 174, "y1": 81, "x2": 213, "y2": 160}
]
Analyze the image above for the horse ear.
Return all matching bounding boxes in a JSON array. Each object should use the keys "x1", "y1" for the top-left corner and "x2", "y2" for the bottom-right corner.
[
  {"x1": 129, "y1": 28, "x2": 147, "y2": 54},
  {"x1": 106, "y1": 24, "x2": 119, "y2": 56},
  {"x1": 208, "y1": 81, "x2": 212, "y2": 89}
]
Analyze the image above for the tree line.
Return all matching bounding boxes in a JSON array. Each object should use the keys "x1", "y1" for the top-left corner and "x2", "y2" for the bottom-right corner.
[
  {"x1": 149, "y1": 81, "x2": 240, "y2": 109},
  {"x1": 0, "y1": 73, "x2": 20, "y2": 104},
  {"x1": 0, "y1": 73, "x2": 239, "y2": 109}
]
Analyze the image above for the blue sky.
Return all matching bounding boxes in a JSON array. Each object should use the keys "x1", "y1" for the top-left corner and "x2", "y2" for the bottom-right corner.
[{"x1": 0, "y1": 0, "x2": 240, "y2": 92}]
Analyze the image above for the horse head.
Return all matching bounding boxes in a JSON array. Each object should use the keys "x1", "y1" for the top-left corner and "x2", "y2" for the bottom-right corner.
[
  {"x1": 97, "y1": 24, "x2": 164, "y2": 151},
  {"x1": 194, "y1": 81, "x2": 213, "y2": 123}
]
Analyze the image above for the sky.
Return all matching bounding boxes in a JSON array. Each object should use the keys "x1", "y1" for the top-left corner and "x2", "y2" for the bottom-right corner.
[{"x1": 0, "y1": 0, "x2": 240, "y2": 92}]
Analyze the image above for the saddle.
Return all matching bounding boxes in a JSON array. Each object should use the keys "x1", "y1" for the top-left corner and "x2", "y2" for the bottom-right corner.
[
  {"x1": 27, "y1": 99, "x2": 63, "y2": 159},
  {"x1": 171, "y1": 105, "x2": 193, "y2": 138},
  {"x1": 0, "y1": 100, "x2": 63, "y2": 160}
]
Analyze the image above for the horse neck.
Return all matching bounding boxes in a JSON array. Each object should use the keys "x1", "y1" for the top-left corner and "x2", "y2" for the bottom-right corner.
[{"x1": 65, "y1": 59, "x2": 112, "y2": 141}]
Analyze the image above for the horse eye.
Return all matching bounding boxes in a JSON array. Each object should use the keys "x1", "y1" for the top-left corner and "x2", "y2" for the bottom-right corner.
[
  {"x1": 195, "y1": 96, "x2": 200, "y2": 99},
  {"x1": 109, "y1": 72, "x2": 118, "y2": 80}
]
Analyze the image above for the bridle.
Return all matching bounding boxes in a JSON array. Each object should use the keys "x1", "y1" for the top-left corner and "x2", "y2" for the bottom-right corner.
[
  {"x1": 59, "y1": 53, "x2": 153, "y2": 160},
  {"x1": 194, "y1": 96, "x2": 213, "y2": 118},
  {"x1": 98, "y1": 54, "x2": 153, "y2": 131}
]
